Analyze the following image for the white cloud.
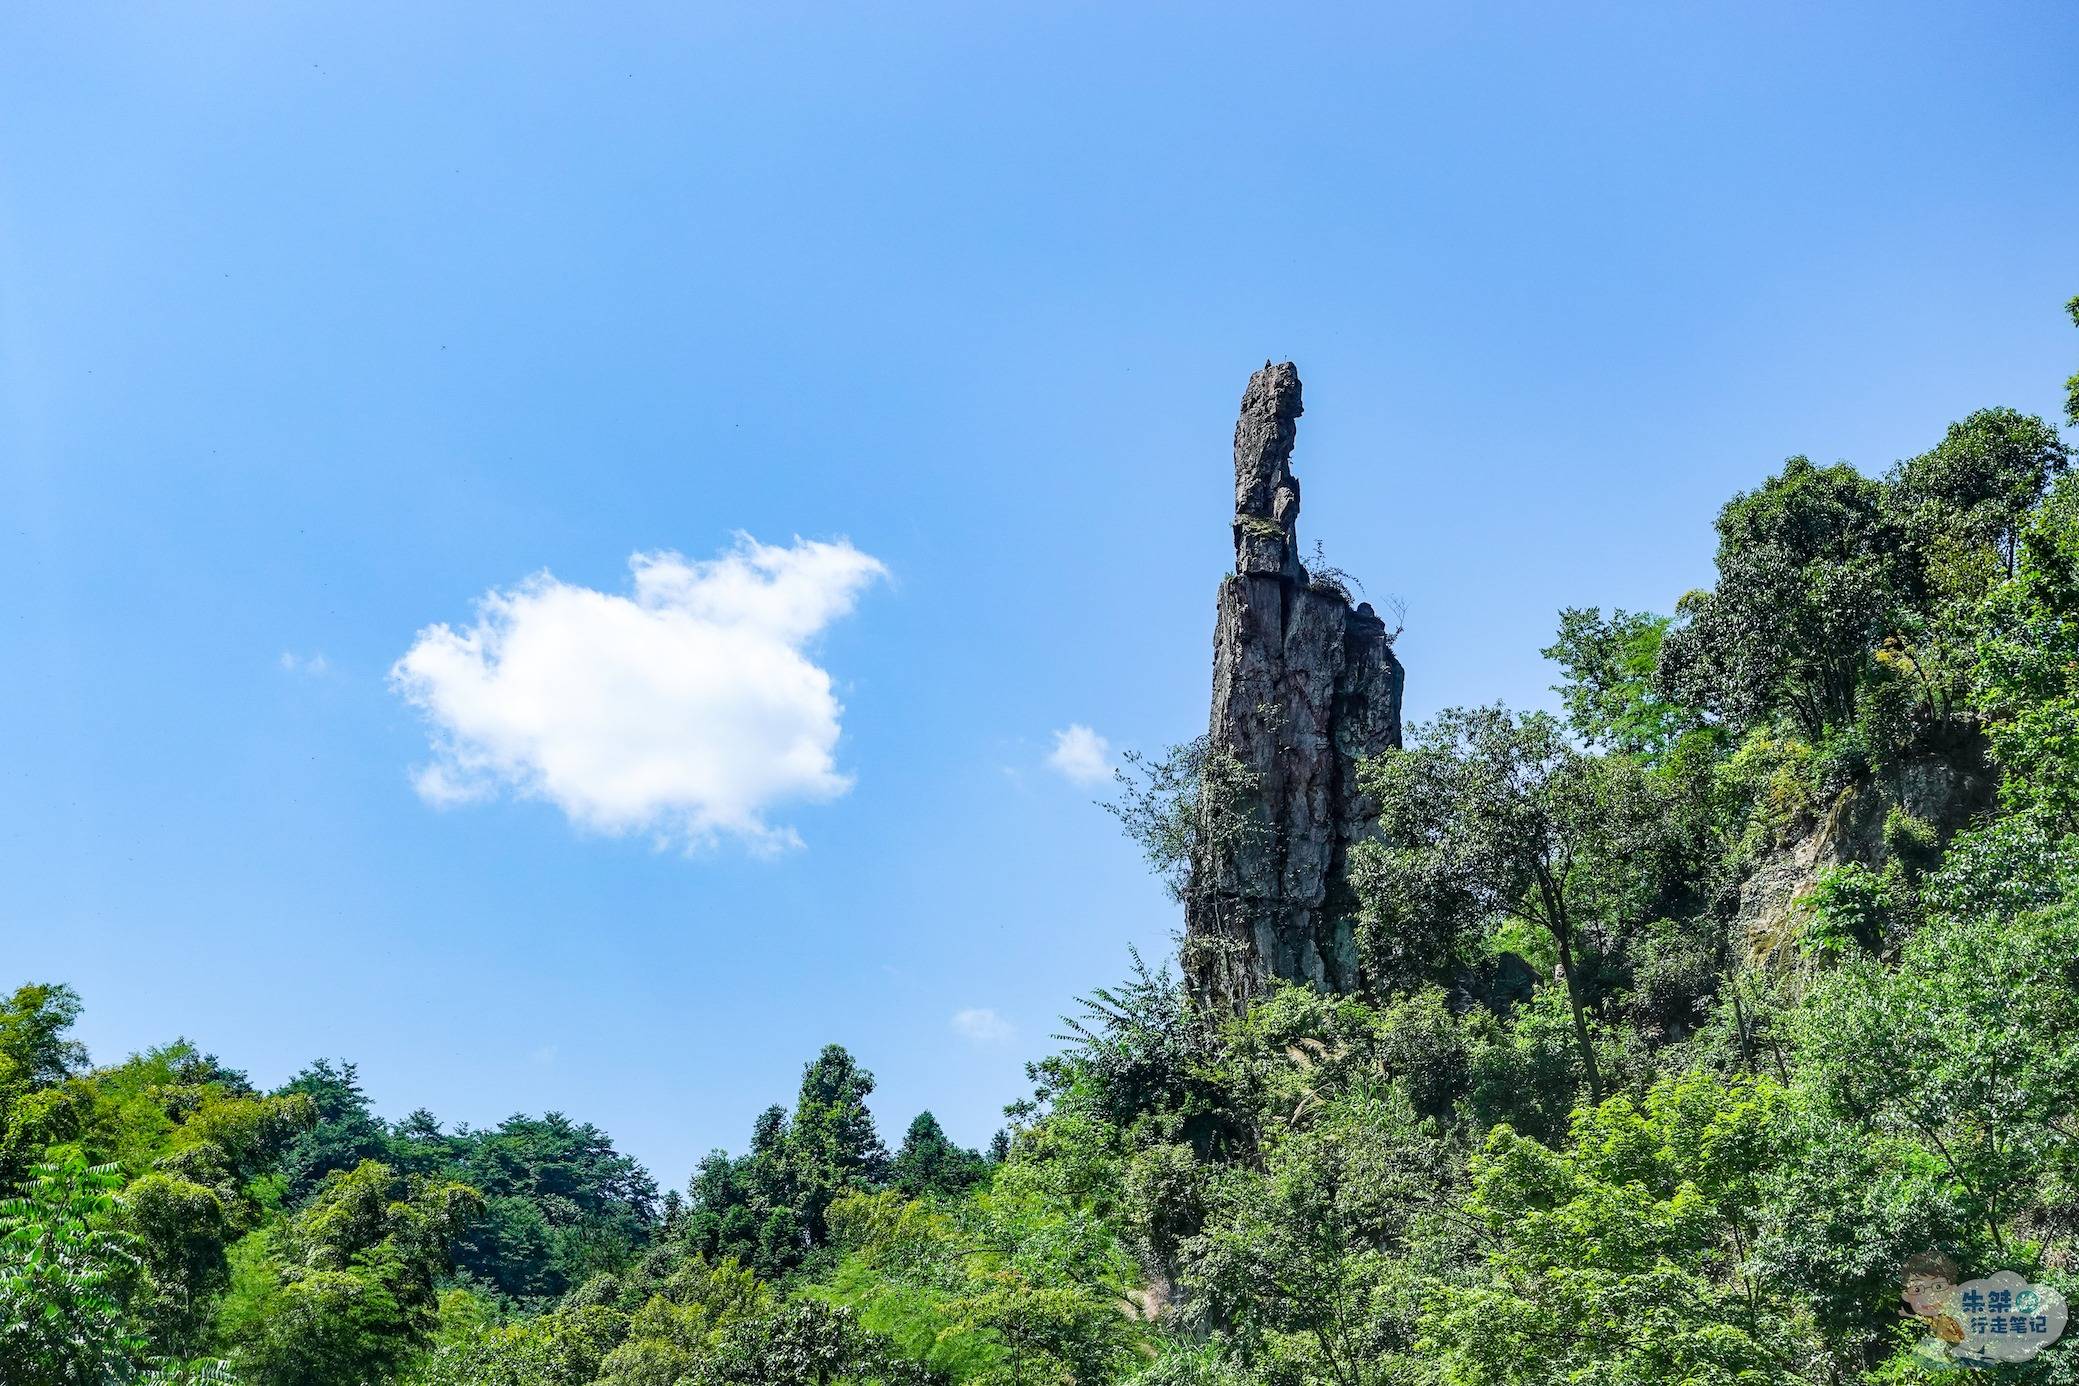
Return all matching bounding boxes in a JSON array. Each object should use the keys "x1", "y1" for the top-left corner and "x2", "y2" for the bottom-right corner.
[
  {"x1": 1045, "y1": 723, "x2": 1113, "y2": 785},
  {"x1": 951, "y1": 1008, "x2": 1015, "y2": 1045},
  {"x1": 390, "y1": 535, "x2": 886, "y2": 852},
  {"x1": 279, "y1": 651, "x2": 330, "y2": 675}
]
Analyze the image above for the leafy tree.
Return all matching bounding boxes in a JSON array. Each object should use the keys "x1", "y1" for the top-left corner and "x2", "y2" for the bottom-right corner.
[
  {"x1": 40, "y1": 1041, "x2": 276, "y2": 1181},
  {"x1": 889, "y1": 1113, "x2": 986, "y2": 1199},
  {"x1": 0, "y1": 983, "x2": 88, "y2": 1094},
  {"x1": 1656, "y1": 456, "x2": 1902, "y2": 739},
  {"x1": 589, "y1": 1258, "x2": 772, "y2": 1386},
  {"x1": 1426, "y1": 1076, "x2": 1808, "y2": 1386},
  {"x1": 1356, "y1": 707, "x2": 1678, "y2": 1099},
  {"x1": 123, "y1": 1170, "x2": 236, "y2": 1356},
  {"x1": 0, "y1": 1156, "x2": 149, "y2": 1384},
  {"x1": 1542, "y1": 607, "x2": 1693, "y2": 760},
  {"x1": 1180, "y1": 1088, "x2": 1458, "y2": 1386},
  {"x1": 456, "y1": 1194, "x2": 560, "y2": 1302},
  {"x1": 0, "y1": 1154, "x2": 234, "y2": 1382},
  {"x1": 1130, "y1": 1344, "x2": 1254, "y2": 1385},
  {"x1": 1750, "y1": 1108, "x2": 1972, "y2": 1373},
  {"x1": 1888, "y1": 407, "x2": 2069, "y2": 581},
  {"x1": 0, "y1": 983, "x2": 90, "y2": 1183},
  {"x1": 1873, "y1": 410, "x2": 2070, "y2": 733},
  {"x1": 789, "y1": 1045, "x2": 890, "y2": 1248},
  {"x1": 449, "y1": 1111, "x2": 659, "y2": 1299},
  {"x1": 2066, "y1": 292, "x2": 2079, "y2": 428},
  {"x1": 385, "y1": 1108, "x2": 460, "y2": 1178},
  {"x1": 0, "y1": 1027, "x2": 315, "y2": 1362},
  {"x1": 1621, "y1": 911, "x2": 1733, "y2": 1040},
  {"x1": 1795, "y1": 898, "x2": 2079, "y2": 1262},
  {"x1": 693, "y1": 1299, "x2": 940, "y2": 1385},
  {"x1": 681, "y1": 1105, "x2": 805, "y2": 1279},
  {"x1": 1106, "y1": 736, "x2": 1285, "y2": 1008},
  {"x1": 220, "y1": 1159, "x2": 480, "y2": 1386},
  {"x1": 1462, "y1": 987, "x2": 1597, "y2": 1145},
  {"x1": 1798, "y1": 862, "x2": 1905, "y2": 959},
  {"x1": 408, "y1": 1303, "x2": 627, "y2": 1386},
  {"x1": 827, "y1": 1183, "x2": 1141, "y2": 1386},
  {"x1": 1979, "y1": 473, "x2": 2079, "y2": 829},
  {"x1": 1922, "y1": 810, "x2": 2079, "y2": 923},
  {"x1": 459, "y1": 1113, "x2": 658, "y2": 1227},
  {"x1": 271, "y1": 1059, "x2": 388, "y2": 1208},
  {"x1": 64, "y1": 1053, "x2": 316, "y2": 1356},
  {"x1": 1103, "y1": 738, "x2": 1265, "y2": 910},
  {"x1": 1031, "y1": 950, "x2": 1242, "y2": 1160},
  {"x1": 678, "y1": 1046, "x2": 891, "y2": 1280}
]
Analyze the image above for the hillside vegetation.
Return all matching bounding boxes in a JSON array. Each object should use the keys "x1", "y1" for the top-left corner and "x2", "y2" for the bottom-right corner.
[{"x1": 7, "y1": 298, "x2": 2079, "y2": 1384}]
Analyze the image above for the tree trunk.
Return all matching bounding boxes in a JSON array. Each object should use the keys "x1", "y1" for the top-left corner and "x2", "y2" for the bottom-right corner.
[{"x1": 1554, "y1": 927, "x2": 1603, "y2": 1103}]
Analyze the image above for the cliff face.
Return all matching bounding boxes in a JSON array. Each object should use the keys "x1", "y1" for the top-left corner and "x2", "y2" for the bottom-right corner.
[
  {"x1": 1737, "y1": 744, "x2": 1996, "y2": 965},
  {"x1": 1183, "y1": 363, "x2": 1405, "y2": 1011}
]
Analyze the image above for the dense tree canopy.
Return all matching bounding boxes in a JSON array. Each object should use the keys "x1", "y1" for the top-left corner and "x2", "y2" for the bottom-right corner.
[
  {"x1": 1657, "y1": 455, "x2": 1903, "y2": 739},
  {"x1": 1356, "y1": 705, "x2": 1682, "y2": 1098},
  {"x1": 1540, "y1": 607, "x2": 1692, "y2": 761}
]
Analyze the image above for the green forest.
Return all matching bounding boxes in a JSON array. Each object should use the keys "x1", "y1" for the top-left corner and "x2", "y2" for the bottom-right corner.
[{"x1": 8, "y1": 299, "x2": 2079, "y2": 1385}]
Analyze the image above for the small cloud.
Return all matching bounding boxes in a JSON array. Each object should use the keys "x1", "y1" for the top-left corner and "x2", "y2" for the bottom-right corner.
[
  {"x1": 390, "y1": 535, "x2": 886, "y2": 853},
  {"x1": 279, "y1": 651, "x2": 331, "y2": 676},
  {"x1": 951, "y1": 1008, "x2": 1015, "y2": 1046},
  {"x1": 530, "y1": 1043, "x2": 560, "y2": 1066},
  {"x1": 1045, "y1": 724, "x2": 1113, "y2": 786}
]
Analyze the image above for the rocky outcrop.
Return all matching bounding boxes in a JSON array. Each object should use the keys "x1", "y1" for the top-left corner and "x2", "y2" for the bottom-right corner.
[
  {"x1": 1183, "y1": 363, "x2": 1405, "y2": 1011},
  {"x1": 1737, "y1": 744, "x2": 1997, "y2": 963}
]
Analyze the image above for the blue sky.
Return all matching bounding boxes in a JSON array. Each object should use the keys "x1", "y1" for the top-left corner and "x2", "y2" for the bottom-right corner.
[{"x1": 3, "y1": 2, "x2": 2074, "y2": 1186}]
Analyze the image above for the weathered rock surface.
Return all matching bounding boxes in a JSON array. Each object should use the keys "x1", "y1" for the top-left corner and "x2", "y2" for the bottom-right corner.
[
  {"x1": 1736, "y1": 743, "x2": 1996, "y2": 964},
  {"x1": 1183, "y1": 363, "x2": 1405, "y2": 1011}
]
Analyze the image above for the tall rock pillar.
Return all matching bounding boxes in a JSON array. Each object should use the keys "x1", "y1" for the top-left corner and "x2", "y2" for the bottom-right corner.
[{"x1": 1182, "y1": 362, "x2": 1405, "y2": 1011}]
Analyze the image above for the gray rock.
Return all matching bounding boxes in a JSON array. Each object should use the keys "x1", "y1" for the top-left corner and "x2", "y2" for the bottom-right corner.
[
  {"x1": 1735, "y1": 743, "x2": 1995, "y2": 964},
  {"x1": 1184, "y1": 363, "x2": 1405, "y2": 1011}
]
